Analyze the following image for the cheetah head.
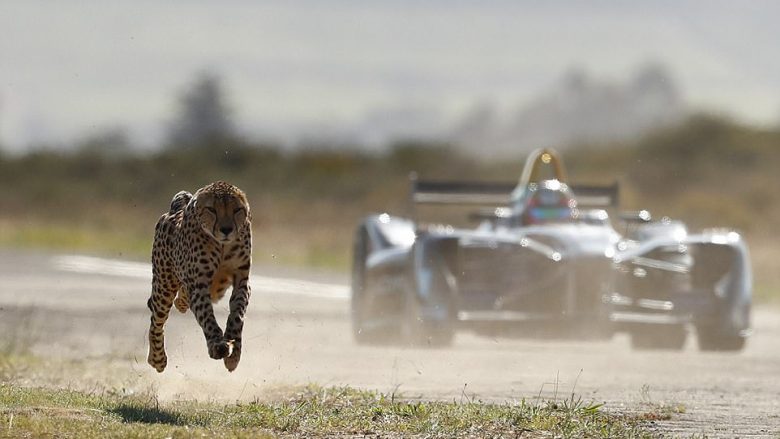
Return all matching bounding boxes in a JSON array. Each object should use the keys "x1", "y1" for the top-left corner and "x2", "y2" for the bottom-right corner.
[{"x1": 195, "y1": 182, "x2": 250, "y2": 243}]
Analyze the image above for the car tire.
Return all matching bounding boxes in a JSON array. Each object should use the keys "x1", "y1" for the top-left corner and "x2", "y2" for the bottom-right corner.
[
  {"x1": 400, "y1": 292, "x2": 454, "y2": 348},
  {"x1": 630, "y1": 324, "x2": 687, "y2": 351},
  {"x1": 351, "y1": 226, "x2": 388, "y2": 345},
  {"x1": 696, "y1": 326, "x2": 746, "y2": 352}
]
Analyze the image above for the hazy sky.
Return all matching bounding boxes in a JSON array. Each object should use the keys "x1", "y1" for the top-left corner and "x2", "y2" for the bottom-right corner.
[{"x1": 2, "y1": 1, "x2": 779, "y2": 150}]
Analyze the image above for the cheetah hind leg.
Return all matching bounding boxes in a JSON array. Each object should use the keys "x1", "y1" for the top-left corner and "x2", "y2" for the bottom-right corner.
[{"x1": 174, "y1": 289, "x2": 189, "y2": 313}]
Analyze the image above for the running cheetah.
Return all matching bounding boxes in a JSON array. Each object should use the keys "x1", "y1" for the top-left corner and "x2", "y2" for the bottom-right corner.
[{"x1": 147, "y1": 181, "x2": 252, "y2": 372}]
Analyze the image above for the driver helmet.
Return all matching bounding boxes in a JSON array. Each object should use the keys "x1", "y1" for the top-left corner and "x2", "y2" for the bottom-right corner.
[{"x1": 521, "y1": 180, "x2": 577, "y2": 225}]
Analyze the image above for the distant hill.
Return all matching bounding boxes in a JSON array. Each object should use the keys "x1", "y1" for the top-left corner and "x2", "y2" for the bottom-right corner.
[{"x1": 451, "y1": 64, "x2": 687, "y2": 156}]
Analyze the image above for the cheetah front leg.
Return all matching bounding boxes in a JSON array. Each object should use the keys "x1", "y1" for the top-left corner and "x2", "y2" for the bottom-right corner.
[
  {"x1": 223, "y1": 269, "x2": 251, "y2": 372},
  {"x1": 188, "y1": 280, "x2": 230, "y2": 360},
  {"x1": 147, "y1": 277, "x2": 176, "y2": 373}
]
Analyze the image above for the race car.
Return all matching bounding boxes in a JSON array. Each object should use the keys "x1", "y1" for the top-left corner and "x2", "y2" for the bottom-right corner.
[{"x1": 351, "y1": 148, "x2": 751, "y2": 351}]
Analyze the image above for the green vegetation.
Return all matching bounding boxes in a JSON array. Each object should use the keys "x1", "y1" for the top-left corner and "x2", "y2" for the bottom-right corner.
[
  {"x1": 0, "y1": 347, "x2": 659, "y2": 438},
  {"x1": 0, "y1": 351, "x2": 665, "y2": 438},
  {"x1": 0, "y1": 383, "x2": 656, "y2": 438},
  {"x1": 1, "y1": 114, "x2": 779, "y2": 300}
]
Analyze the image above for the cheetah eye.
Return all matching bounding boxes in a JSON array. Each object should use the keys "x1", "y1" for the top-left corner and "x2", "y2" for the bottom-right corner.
[
  {"x1": 234, "y1": 208, "x2": 244, "y2": 214},
  {"x1": 204, "y1": 207, "x2": 216, "y2": 214}
]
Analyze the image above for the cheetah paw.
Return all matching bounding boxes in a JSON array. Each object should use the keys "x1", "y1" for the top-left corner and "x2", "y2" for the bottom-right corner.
[
  {"x1": 147, "y1": 352, "x2": 167, "y2": 373},
  {"x1": 207, "y1": 340, "x2": 230, "y2": 360},
  {"x1": 223, "y1": 342, "x2": 241, "y2": 372}
]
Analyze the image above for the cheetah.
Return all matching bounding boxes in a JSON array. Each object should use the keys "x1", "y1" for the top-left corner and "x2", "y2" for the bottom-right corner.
[{"x1": 147, "y1": 181, "x2": 252, "y2": 373}]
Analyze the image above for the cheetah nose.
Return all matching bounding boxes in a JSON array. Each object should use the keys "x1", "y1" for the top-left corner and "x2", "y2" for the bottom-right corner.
[{"x1": 220, "y1": 226, "x2": 233, "y2": 236}]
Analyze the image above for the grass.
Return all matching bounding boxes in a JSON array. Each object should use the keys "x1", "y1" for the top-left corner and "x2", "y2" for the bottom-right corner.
[
  {"x1": 0, "y1": 220, "x2": 149, "y2": 261},
  {"x1": 0, "y1": 383, "x2": 657, "y2": 438},
  {"x1": 0, "y1": 216, "x2": 353, "y2": 269},
  {"x1": 0, "y1": 351, "x2": 659, "y2": 438},
  {"x1": 635, "y1": 384, "x2": 687, "y2": 422}
]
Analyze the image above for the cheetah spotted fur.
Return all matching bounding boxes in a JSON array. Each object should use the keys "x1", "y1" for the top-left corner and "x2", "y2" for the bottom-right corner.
[{"x1": 147, "y1": 181, "x2": 252, "y2": 372}]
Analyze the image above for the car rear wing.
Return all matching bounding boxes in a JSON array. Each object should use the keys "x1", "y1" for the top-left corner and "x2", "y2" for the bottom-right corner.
[
  {"x1": 412, "y1": 180, "x2": 515, "y2": 206},
  {"x1": 570, "y1": 183, "x2": 620, "y2": 208},
  {"x1": 410, "y1": 177, "x2": 619, "y2": 208}
]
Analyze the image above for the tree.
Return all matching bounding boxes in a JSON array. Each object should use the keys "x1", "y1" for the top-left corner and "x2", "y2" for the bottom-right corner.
[{"x1": 166, "y1": 71, "x2": 237, "y2": 150}]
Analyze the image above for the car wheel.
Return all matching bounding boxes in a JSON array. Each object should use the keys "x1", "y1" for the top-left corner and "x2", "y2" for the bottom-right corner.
[
  {"x1": 351, "y1": 226, "x2": 386, "y2": 345},
  {"x1": 630, "y1": 324, "x2": 687, "y2": 351},
  {"x1": 696, "y1": 326, "x2": 746, "y2": 352},
  {"x1": 400, "y1": 292, "x2": 454, "y2": 348}
]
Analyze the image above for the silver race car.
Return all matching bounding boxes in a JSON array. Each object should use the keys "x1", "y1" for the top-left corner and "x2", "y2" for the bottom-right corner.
[{"x1": 351, "y1": 149, "x2": 751, "y2": 350}]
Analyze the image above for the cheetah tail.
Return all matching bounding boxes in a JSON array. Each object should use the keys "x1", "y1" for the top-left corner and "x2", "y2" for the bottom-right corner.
[{"x1": 169, "y1": 191, "x2": 193, "y2": 213}]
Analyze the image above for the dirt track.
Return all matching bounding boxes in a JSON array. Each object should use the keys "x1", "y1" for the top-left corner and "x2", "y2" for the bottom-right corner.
[{"x1": 1, "y1": 250, "x2": 778, "y2": 437}]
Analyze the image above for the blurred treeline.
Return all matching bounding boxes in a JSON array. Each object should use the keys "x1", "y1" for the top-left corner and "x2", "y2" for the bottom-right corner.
[{"x1": 1, "y1": 114, "x2": 779, "y2": 299}]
